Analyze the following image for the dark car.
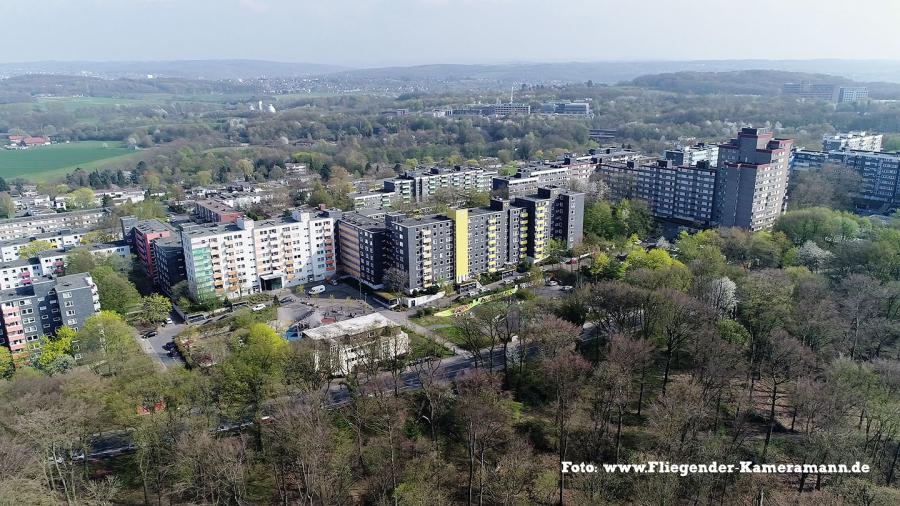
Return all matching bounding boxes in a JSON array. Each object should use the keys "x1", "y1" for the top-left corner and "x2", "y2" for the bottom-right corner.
[
  {"x1": 144, "y1": 331, "x2": 158, "y2": 338},
  {"x1": 279, "y1": 296, "x2": 293, "y2": 303},
  {"x1": 162, "y1": 342, "x2": 175, "y2": 351}
]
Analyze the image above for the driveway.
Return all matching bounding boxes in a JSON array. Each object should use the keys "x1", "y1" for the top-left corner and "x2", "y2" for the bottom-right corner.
[{"x1": 135, "y1": 313, "x2": 187, "y2": 369}]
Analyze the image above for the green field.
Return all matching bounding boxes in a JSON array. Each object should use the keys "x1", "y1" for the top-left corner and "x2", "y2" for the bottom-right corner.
[{"x1": 0, "y1": 141, "x2": 139, "y2": 181}]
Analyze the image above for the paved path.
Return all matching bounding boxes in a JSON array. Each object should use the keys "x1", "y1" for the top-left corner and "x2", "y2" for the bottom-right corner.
[{"x1": 378, "y1": 309, "x2": 466, "y2": 356}]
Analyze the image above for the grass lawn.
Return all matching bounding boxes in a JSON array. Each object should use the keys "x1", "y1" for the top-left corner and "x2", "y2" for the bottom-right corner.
[
  {"x1": 433, "y1": 326, "x2": 468, "y2": 347},
  {"x1": 0, "y1": 141, "x2": 140, "y2": 181}
]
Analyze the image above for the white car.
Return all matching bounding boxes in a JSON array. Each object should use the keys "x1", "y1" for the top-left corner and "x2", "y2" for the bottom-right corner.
[{"x1": 251, "y1": 303, "x2": 267, "y2": 312}]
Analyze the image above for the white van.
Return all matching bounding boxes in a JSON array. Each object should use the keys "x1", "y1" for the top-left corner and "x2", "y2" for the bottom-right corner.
[{"x1": 308, "y1": 285, "x2": 326, "y2": 295}]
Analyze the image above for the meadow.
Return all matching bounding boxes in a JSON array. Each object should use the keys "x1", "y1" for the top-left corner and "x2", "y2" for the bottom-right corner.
[{"x1": 0, "y1": 141, "x2": 138, "y2": 181}]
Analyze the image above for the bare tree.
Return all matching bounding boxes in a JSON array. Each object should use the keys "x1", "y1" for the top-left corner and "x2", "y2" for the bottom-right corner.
[{"x1": 759, "y1": 332, "x2": 814, "y2": 460}]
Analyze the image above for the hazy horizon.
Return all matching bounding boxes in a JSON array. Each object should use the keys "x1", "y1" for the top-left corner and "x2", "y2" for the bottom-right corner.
[{"x1": 3, "y1": 0, "x2": 900, "y2": 67}]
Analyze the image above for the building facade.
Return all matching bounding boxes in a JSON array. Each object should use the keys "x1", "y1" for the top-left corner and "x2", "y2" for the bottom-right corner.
[
  {"x1": 336, "y1": 211, "x2": 389, "y2": 289},
  {"x1": 822, "y1": 131, "x2": 883, "y2": 152},
  {"x1": 664, "y1": 142, "x2": 719, "y2": 167},
  {"x1": 301, "y1": 313, "x2": 410, "y2": 376},
  {"x1": 715, "y1": 127, "x2": 793, "y2": 231},
  {"x1": 598, "y1": 159, "x2": 718, "y2": 228},
  {"x1": 0, "y1": 208, "x2": 109, "y2": 242},
  {"x1": 0, "y1": 273, "x2": 100, "y2": 363},
  {"x1": 181, "y1": 209, "x2": 336, "y2": 300}
]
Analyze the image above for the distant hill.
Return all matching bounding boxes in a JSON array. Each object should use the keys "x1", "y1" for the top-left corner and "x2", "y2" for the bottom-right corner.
[
  {"x1": 0, "y1": 60, "x2": 347, "y2": 80},
  {"x1": 628, "y1": 70, "x2": 900, "y2": 99},
  {"x1": 0, "y1": 74, "x2": 254, "y2": 102},
  {"x1": 331, "y1": 60, "x2": 900, "y2": 86}
]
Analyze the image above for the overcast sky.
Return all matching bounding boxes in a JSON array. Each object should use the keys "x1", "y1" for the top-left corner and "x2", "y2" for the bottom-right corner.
[{"x1": 3, "y1": 0, "x2": 900, "y2": 66}]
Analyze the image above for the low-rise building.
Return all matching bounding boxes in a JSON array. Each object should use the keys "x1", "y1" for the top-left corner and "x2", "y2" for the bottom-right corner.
[
  {"x1": 0, "y1": 208, "x2": 110, "y2": 242},
  {"x1": 664, "y1": 142, "x2": 720, "y2": 167},
  {"x1": 301, "y1": 313, "x2": 410, "y2": 376},
  {"x1": 194, "y1": 199, "x2": 243, "y2": 224}
]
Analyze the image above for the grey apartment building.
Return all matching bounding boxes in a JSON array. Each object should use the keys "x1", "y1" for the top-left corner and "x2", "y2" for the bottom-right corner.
[
  {"x1": 598, "y1": 159, "x2": 718, "y2": 228},
  {"x1": 386, "y1": 214, "x2": 456, "y2": 292},
  {"x1": 0, "y1": 273, "x2": 100, "y2": 363},
  {"x1": 152, "y1": 235, "x2": 187, "y2": 297},
  {"x1": 715, "y1": 127, "x2": 793, "y2": 231},
  {"x1": 336, "y1": 211, "x2": 390, "y2": 289}
]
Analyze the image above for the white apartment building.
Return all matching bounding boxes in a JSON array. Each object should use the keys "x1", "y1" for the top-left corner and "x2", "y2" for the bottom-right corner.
[
  {"x1": 0, "y1": 229, "x2": 96, "y2": 263},
  {"x1": 0, "y1": 243, "x2": 130, "y2": 291},
  {"x1": 181, "y1": 209, "x2": 336, "y2": 300}
]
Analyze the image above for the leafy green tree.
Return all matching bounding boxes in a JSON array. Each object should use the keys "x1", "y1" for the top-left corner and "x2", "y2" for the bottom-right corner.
[
  {"x1": 35, "y1": 327, "x2": 75, "y2": 372},
  {"x1": 90, "y1": 265, "x2": 142, "y2": 316},
  {"x1": 68, "y1": 187, "x2": 96, "y2": 209},
  {"x1": 0, "y1": 192, "x2": 14, "y2": 219},
  {"x1": 0, "y1": 177, "x2": 9, "y2": 192},
  {"x1": 17, "y1": 240, "x2": 55, "y2": 259},
  {"x1": 0, "y1": 347, "x2": 13, "y2": 378},
  {"x1": 141, "y1": 294, "x2": 173, "y2": 325},
  {"x1": 64, "y1": 248, "x2": 97, "y2": 274},
  {"x1": 77, "y1": 311, "x2": 142, "y2": 376}
]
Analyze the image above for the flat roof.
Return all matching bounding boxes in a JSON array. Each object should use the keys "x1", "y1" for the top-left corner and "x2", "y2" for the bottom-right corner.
[{"x1": 301, "y1": 313, "x2": 398, "y2": 341}]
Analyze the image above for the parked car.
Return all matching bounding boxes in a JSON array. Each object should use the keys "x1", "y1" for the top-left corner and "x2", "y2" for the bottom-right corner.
[
  {"x1": 279, "y1": 296, "x2": 293, "y2": 304},
  {"x1": 143, "y1": 330, "x2": 158, "y2": 338},
  {"x1": 164, "y1": 317, "x2": 173, "y2": 325},
  {"x1": 251, "y1": 303, "x2": 267, "y2": 312},
  {"x1": 546, "y1": 280, "x2": 559, "y2": 287},
  {"x1": 560, "y1": 285, "x2": 575, "y2": 292},
  {"x1": 308, "y1": 285, "x2": 326, "y2": 295},
  {"x1": 163, "y1": 342, "x2": 175, "y2": 351}
]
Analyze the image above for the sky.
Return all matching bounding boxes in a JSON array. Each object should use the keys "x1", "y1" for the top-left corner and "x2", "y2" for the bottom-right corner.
[{"x1": 3, "y1": 0, "x2": 900, "y2": 67}]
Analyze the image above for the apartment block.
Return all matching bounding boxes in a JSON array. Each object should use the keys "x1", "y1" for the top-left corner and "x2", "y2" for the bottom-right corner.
[
  {"x1": 131, "y1": 219, "x2": 175, "y2": 280},
  {"x1": 664, "y1": 142, "x2": 719, "y2": 167},
  {"x1": 194, "y1": 199, "x2": 243, "y2": 224},
  {"x1": 349, "y1": 190, "x2": 398, "y2": 211},
  {"x1": 387, "y1": 166, "x2": 496, "y2": 203},
  {"x1": 822, "y1": 131, "x2": 883, "y2": 152},
  {"x1": 492, "y1": 161, "x2": 593, "y2": 198},
  {"x1": 715, "y1": 127, "x2": 793, "y2": 231},
  {"x1": 152, "y1": 235, "x2": 187, "y2": 297},
  {"x1": 0, "y1": 208, "x2": 110, "y2": 242},
  {"x1": 599, "y1": 159, "x2": 718, "y2": 228},
  {"x1": 181, "y1": 209, "x2": 336, "y2": 300},
  {"x1": 0, "y1": 228, "x2": 94, "y2": 263},
  {"x1": 336, "y1": 211, "x2": 389, "y2": 289},
  {"x1": 828, "y1": 150, "x2": 900, "y2": 207},
  {"x1": 386, "y1": 214, "x2": 456, "y2": 292},
  {"x1": 0, "y1": 273, "x2": 100, "y2": 363}
]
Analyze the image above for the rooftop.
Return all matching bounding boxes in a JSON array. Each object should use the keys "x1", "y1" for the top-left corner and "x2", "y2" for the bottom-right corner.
[{"x1": 301, "y1": 313, "x2": 399, "y2": 341}]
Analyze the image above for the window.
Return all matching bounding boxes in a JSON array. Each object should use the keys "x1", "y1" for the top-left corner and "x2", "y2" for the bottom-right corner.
[
  {"x1": 67, "y1": 319, "x2": 77, "y2": 326},
  {"x1": 64, "y1": 301, "x2": 74, "y2": 307},
  {"x1": 62, "y1": 292, "x2": 72, "y2": 299}
]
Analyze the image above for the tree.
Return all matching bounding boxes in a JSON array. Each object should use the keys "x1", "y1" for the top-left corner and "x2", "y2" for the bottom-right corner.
[
  {"x1": 543, "y1": 239, "x2": 568, "y2": 264},
  {"x1": 0, "y1": 192, "x2": 14, "y2": 219},
  {"x1": 35, "y1": 327, "x2": 75, "y2": 373},
  {"x1": 654, "y1": 289, "x2": 713, "y2": 395},
  {"x1": 0, "y1": 177, "x2": 9, "y2": 192},
  {"x1": 77, "y1": 311, "x2": 143, "y2": 376},
  {"x1": 539, "y1": 352, "x2": 591, "y2": 505},
  {"x1": 90, "y1": 266, "x2": 141, "y2": 316},
  {"x1": 17, "y1": 240, "x2": 55, "y2": 259},
  {"x1": 0, "y1": 347, "x2": 13, "y2": 378},
  {"x1": 140, "y1": 294, "x2": 172, "y2": 325},
  {"x1": 382, "y1": 267, "x2": 408, "y2": 294},
  {"x1": 760, "y1": 332, "x2": 814, "y2": 459},
  {"x1": 63, "y1": 248, "x2": 97, "y2": 274},
  {"x1": 67, "y1": 187, "x2": 96, "y2": 209}
]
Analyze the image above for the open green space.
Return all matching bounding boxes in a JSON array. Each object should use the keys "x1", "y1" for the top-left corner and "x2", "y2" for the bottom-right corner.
[{"x1": 0, "y1": 141, "x2": 139, "y2": 181}]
